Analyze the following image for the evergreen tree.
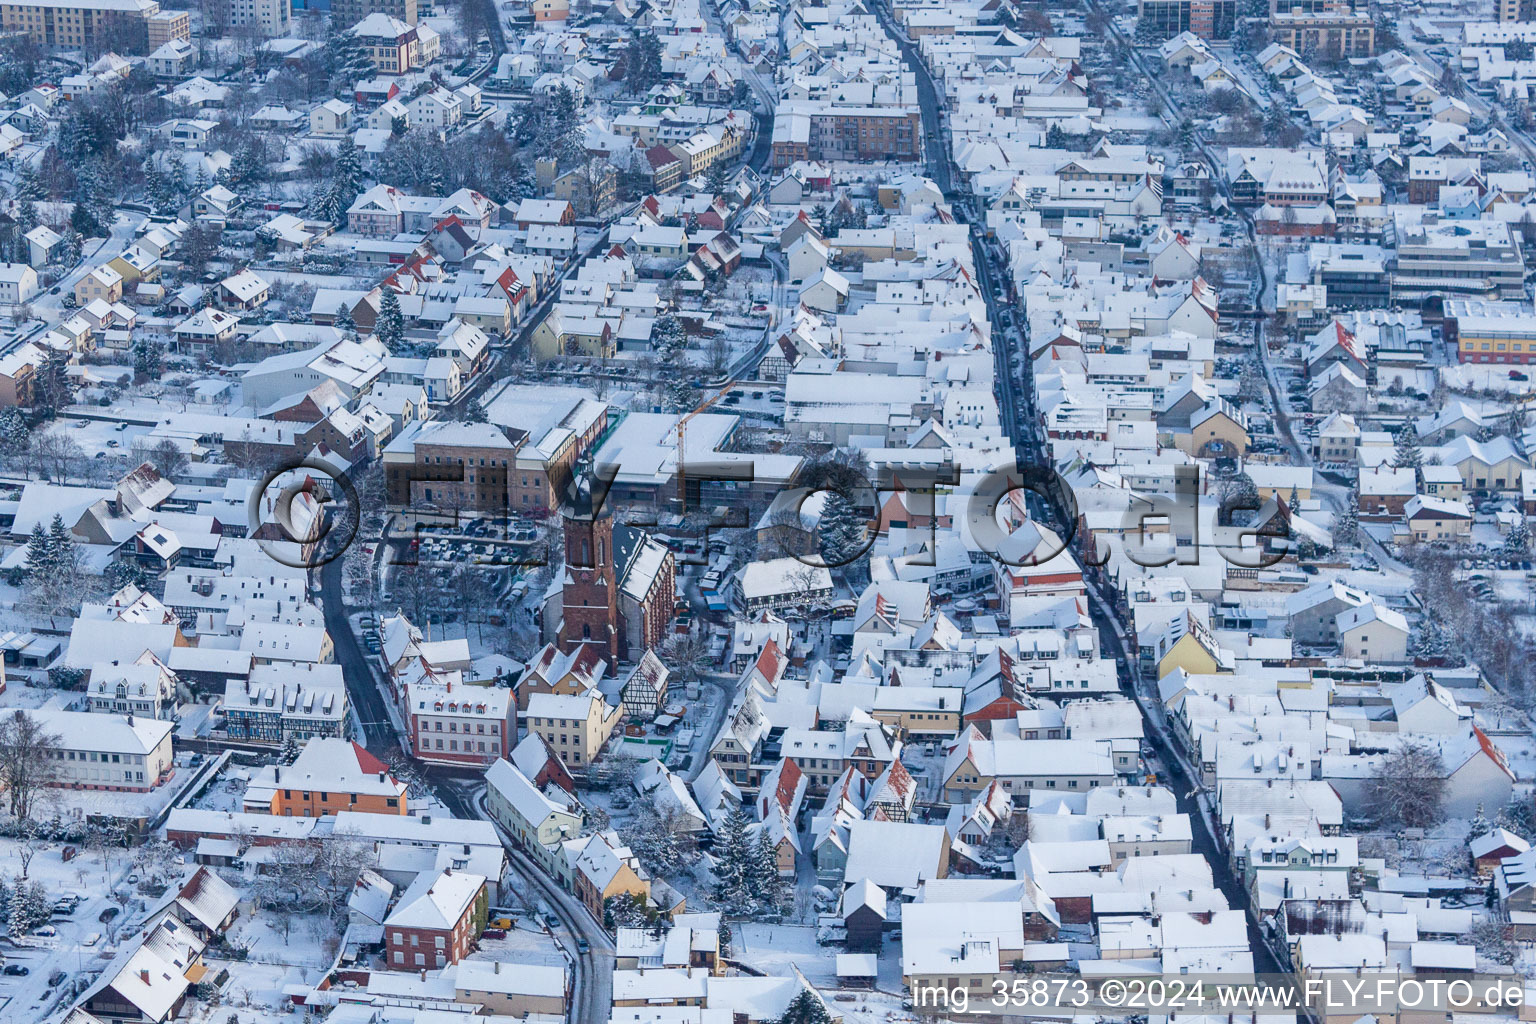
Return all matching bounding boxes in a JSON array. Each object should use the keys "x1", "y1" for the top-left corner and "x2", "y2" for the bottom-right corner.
[
  {"x1": 1411, "y1": 612, "x2": 1450, "y2": 662},
  {"x1": 650, "y1": 314, "x2": 686, "y2": 362},
  {"x1": 818, "y1": 491, "x2": 865, "y2": 567},
  {"x1": 777, "y1": 990, "x2": 833, "y2": 1024},
  {"x1": 1287, "y1": 484, "x2": 1300, "y2": 512},
  {"x1": 717, "y1": 918, "x2": 733, "y2": 956},
  {"x1": 0, "y1": 406, "x2": 29, "y2": 456},
  {"x1": 1504, "y1": 516, "x2": 1530, "y2": 558},
  {"x1": 624, "y1": 32, "x2": 663, "y2": 94},
  {"x1": 705, "y1": 160, "x2": 731, "y2": 200},
  {"x1": 711, "y1": 809, "x2": 755, "y2": 915},
  {"x1": 22, "y1": 522, "x2": 49, "y2": 581},
  {"x1": 132, "y1": 338, "x2": 164, "y2": 380},
  {"x1": 34, "y1": 351, "x2": 73, "y2": 420},
  {"x1": 1393, "y1": 423, "x2": 1423, "y2": 473},
  {"x1": 463, "y1": 401, "x2": 488, "y2": 424},
  {"x1": 1336, "y1": 483, "x2": 1359, "y2": 547},
  {"x1": 332, "y1": 144, "x2": 363, "y2": 208},
  {"x1": 14, "y1": 165, "x2": 43, "y2": 202},
  {"x1": 334, "y1": 303, "x2": 357, "y2": 336},
  {"x1": 750, "y1": 831, "x2": 785, "y2": 917},
  {"x1": 47, "y1": 513, "x2": 79, "y2": 595},
  {"x1": 664, "y1": 375, "x2": 696, "y2": 414},
  {"x1": 1469, "y1": 804, "x2": 1494, "y2": 842},
  {"x1": 7, "y1": 877, "x2": 27, "y2": 936},
  {"x1": 375, "y1": 288, "x2": 405, "y2": 349},
  {"x1": 104, "y1": 560, "x2": 150, "y2": 593},
  {"x1": 22, "y1": 881, "x2": 45, "y2": 927},
  {"x1": 56, "y1": 228, "x2": 82, "y2": 269}
]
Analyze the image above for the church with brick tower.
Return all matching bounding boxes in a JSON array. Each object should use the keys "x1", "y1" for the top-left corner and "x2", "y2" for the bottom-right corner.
[{"x1": 540, "y1": 475, "x2": 677, "y2": 671}]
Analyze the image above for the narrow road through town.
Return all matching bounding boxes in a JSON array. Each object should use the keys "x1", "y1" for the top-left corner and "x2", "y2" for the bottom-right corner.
[{"x1": 875, "y1": 0, "x2": 1286, "y2": 975}]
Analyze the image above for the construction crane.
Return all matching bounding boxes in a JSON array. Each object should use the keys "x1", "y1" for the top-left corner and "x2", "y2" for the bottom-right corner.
[{"x1": 675, "y1": 379, "x2": 739, "y2": 514}]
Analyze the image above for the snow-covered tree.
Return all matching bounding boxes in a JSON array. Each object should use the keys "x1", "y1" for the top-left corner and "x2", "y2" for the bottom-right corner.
[
  {"x1": 22, "y1": 522, "x2": 49, "y2": 581},
  {"x1": 1411, "y1": 612, "x2": 1451, "y2": 662},
  {"x1": 7, "y1": 877, "x2": 27, "y2": 936},
  {"x1": 131, "y1": 338, "x2": 164, "y2": 380},
  {"x1": 621, "y1": 804, "x2": 698, "y2": 876},
  {"x1": 1468, "y1": 804, "x2": 1494, "y2": 843},
  {"x1": 1237, "y1": 359, "x2": 1266, "y2": 405},
  {"x1": 1336, "y1": 483, "x2": 1359, "y2": 547},
  {"x1": 776, "y1": 990, "x2": 833, "y2": 1024},
  {"x1": 651, "y1": 315, "x2": 687, "y2": 362},
  {"x1": 47, "y1": 514, "x2": 80, "y2": 596},
  {"x1": 0, "y1": 407, "x2": 29, "y2": 456},
  {"x1": 1471, "y1": 916, "x2": 1518, "y2": 965},
  {"x1": 1393, "y1": 424, "x2": 1423, "y2": 472},
  {"x1": 604, "y1": 892, "x2": 649, "y2": 931},
  {"x1": 711, "y1": 808, "x2": 755, "y2": 916},
  {"x1": 749, "y1": 831, "x2": 786, "y2": 916},
  {"x1": 1504, "y1": 516, "x2": 1529, "y2": 558},
  {"x1": 817, "y1": 490, "x2": 865, "y2": 568},
  {"x1": 375, "y1": 288, "x2": 405, "y2": 349},
  {"x1": 1365, "y1": 741, "x2": 1446, "y2": 829}
]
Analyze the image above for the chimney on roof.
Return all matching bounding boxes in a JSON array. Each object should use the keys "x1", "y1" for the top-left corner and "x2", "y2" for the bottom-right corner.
[
  {"x1": 140, "y1": 970, "x2": 150, "y2": 984},
  {"x1": 494, "y1": 961, "x2": 501, "y2": 974}
]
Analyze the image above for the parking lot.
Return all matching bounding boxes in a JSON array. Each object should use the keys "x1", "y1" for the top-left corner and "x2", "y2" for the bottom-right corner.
[{"x1": 401, "y1": 518, "x2": 545, "y2": 567}]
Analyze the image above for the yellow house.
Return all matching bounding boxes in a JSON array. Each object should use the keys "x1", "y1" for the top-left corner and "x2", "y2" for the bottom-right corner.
[
  {"x1": 1404, "y1": 495, "x2": 1473, "y2": 543},
  {"x1": 107, "y1": 248, "x2": 159, "y2": 288},
  {"x1": 565, "y1": 830, "x2": 651, "y2": 920},
  {"x1": 74, "y1": 265, "x2": 123, "y2": 306},
  {"x1": 525, "y1": 689, "x2": 620, "y2": 770},
  {"x1": 531, "y1": 309, "x2": 615, "y2": 361},
  {"x1": 1173, "y1": 406, "x2": 1250, "y2": 457},
  {"x1": 1156, "y1": 614, "x2": 1232, "y2": 679}
]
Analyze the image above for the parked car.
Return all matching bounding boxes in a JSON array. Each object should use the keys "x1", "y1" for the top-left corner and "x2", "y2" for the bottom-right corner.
[{"x1": 4, "y1": 965, "x2": 29, "y2": 976}]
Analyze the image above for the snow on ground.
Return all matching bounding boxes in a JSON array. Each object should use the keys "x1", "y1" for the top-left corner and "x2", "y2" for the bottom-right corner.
[
  {"x1": 733, "y1": 922, "x2": 833, "y2": 983},
  {"x1": 0, "y1": 832, "x2": 150, "y2": 1016},
  {"x1": 227, "y1": 908, "x2": 339, "y2": 969},
  {"x1": 475, "y1": 918, "x2": 566, "y2": 970}
]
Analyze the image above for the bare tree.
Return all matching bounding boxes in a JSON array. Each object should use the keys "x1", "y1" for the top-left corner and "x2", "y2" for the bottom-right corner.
[
  {"x1": 148, "y1": 438, "x2": 188, "y2": 480},
  {"x1": 1365, "y1": 741, "x2": 1447, "y2": 829},
  {"x1": 0, "y1": 711, "x2": 61, "y2": 822},
  {"x1": 661, "y1": 628, "x2": 712, "y2": 686},
  {"x1": 757, "y1": 506, "x2": 813, "y2": 560},
  {"x1": 704, "y1": 335, "x2": 733, "y2": 378},
  {"x1": 30, "y1": 431, "x2": 83, "y2": 482}
]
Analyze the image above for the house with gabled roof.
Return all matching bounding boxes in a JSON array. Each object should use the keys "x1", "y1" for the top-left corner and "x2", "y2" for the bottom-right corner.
[
  {"x1": 384, "y1": 868, "x2": 488, "y2": 971},
  {"x1": 753, "y1": 757, "x2": 807, "y2": 876},
  {"x1": 163, "y1": 867, "x2": 239, "y2": 940}
]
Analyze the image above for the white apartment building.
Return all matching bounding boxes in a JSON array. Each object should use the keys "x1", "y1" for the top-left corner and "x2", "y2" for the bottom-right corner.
[{"x1": 35, "y1": 708, "x2": 175, "y2": 792}]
